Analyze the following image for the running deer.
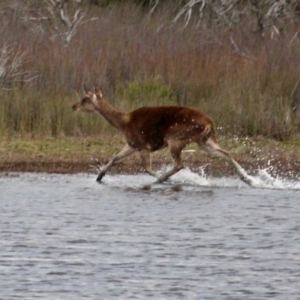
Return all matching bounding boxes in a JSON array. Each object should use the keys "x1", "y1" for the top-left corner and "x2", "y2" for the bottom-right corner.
[{"x1": 72, "y1": 84, "x2": 254, "y2": 186}]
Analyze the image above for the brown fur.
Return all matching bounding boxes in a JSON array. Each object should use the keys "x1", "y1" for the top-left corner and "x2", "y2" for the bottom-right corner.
[
  {"x1": 124, "y1": 106, "x2": 214, "y2": 151},
  {"x1": 72, "y1": 85, "x2": 253, "y2": 185}
]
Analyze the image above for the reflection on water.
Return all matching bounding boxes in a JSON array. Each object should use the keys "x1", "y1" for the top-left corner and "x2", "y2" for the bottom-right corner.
[{"x1": 0, "y1": 171, "x2": 299, "y2": 299}]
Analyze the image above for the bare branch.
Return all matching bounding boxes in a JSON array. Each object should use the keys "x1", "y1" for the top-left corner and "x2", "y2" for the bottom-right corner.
[
  {"x1": 229, "y1": 36, "x2": 254, "y2": 61},
  {"x1": 0, "y1": 44, "x2": 39, "y2": 89},
  {"x1": 289, "y1": 31, "x2": 300, "y2": 46},
  {"x1": 26, "y1": 0, "x2": 88, "y2": 46},
  {"x1": 172, "y1": 0, "x2": 300, "y2": 38},
  {"x1": 173, "y1": 0, "x2": 204, "y2": 24},
  {"x1": 149, "y1": 0, "x2": 160, "y2": 17}
]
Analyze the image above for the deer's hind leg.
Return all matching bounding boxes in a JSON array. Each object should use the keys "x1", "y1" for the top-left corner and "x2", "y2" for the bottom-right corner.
[
  {"x1": 156, "y1": 140, "x2": 185, "y2": 183},
  {"x1": 96, "y1": 144, "x2": 136, "y2": 182},
  {"x1": 198, "y1": 137, "x2": 253, "y2": 186}
]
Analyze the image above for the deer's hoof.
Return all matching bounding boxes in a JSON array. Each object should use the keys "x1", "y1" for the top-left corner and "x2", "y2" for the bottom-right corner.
[
  {"x1": 155, "y1": 177, "x2": 168, "y2": 184},
  {"x1": 96, "y1": 173, "x2": 104, "y2": 183}
]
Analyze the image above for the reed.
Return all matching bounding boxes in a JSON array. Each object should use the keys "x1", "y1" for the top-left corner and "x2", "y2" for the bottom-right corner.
[{"x1": 0, "y1": 2, "x2": 299, "y2": 140}]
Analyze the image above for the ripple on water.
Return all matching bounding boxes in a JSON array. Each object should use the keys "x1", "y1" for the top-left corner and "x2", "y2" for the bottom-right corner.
[{"x1": 0, "y1": 172, "x2": 299, "y2": 299}]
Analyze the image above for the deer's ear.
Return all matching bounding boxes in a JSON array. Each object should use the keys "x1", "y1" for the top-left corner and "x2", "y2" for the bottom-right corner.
[
  {"x1": 83, "y1": 84, "x2": 91, "y2": 96},
  {"x1": 94, "y1": 84, "x2": 103, "y2": 98}
]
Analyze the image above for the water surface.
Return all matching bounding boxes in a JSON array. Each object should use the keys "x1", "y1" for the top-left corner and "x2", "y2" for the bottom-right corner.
[{"x1": 0, "y1": 171, "x2": 299, "y2": 299}]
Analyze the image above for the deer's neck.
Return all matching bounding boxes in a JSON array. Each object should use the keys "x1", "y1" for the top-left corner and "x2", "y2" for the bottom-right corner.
[{"x1": 94, "y1": 97, "x2": 128, "y2": 131}]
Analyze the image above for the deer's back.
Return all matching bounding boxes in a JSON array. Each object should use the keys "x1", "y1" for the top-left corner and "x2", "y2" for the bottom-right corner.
[{"x1": 124, "y1": 106, "x2": 215, "y2": 151}]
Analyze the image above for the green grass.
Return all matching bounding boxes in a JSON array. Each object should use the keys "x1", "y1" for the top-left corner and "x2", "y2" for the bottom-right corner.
[
  {"x1": 1, "y1": 134, "x2": 299, "y2": 178},
  {"x1": 0, "y1": 2, "x2": 300, "y2": 140},
  {"x1": 0, "y1": 135, "x2": 125, "y2": 158}
]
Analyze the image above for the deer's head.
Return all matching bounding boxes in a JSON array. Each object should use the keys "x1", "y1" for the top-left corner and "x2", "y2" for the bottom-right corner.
[{"x1": 72, "y1": 84, "x2": 103, "y2": 113}]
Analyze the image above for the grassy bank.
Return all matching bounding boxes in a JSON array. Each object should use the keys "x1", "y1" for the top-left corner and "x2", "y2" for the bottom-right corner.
[{"x1": 1, "y1": 135, "x2": 300, "y2": 179}]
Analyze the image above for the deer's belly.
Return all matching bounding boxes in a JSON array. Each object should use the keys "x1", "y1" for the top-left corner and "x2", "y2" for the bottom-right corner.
[{"x1": 126, "y1": 132, "x2": 166, "y2": 152}]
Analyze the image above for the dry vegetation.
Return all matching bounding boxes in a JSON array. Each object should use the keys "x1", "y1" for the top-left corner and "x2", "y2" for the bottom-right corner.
[{"x1": 0, "y1": 0, "x2": 300, "y2": 174}]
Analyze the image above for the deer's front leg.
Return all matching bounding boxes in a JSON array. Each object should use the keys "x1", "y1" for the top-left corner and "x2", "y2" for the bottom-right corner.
[
  {"x1": 96, "y1": 144, "x2": 136, "y2": 182},
  {"x1": 156, "y1": 141, "x2": 184, "y2": 183},
  {"x1": 139, "y1": 149, "x2": 157, "y2": 178}
]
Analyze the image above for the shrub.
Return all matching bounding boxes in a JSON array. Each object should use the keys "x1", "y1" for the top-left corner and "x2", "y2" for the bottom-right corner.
[{"x1": 117, "y1": 79, "x2": 177, "y2": 109}]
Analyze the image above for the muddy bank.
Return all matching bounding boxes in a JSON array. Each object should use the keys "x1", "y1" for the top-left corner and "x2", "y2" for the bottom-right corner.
[
  {"x1": 1, "y1": 136, "x2": 300, "y2": 179},
  {"x1": 1, "y1": 150, "x2": 300, "y2": 179}
]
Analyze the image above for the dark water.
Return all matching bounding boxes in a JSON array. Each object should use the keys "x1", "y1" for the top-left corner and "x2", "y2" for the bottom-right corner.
[{"x1": 0, "y1": 171, "x2": 300, "y2": 299}]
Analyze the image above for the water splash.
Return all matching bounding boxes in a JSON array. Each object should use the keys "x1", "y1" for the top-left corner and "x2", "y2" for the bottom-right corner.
[
  {"x1": 171, "y1": 167, "x2": 211, "y2": 186},
  {"x1": 90, "y1": 159, "x2": 300, "y2": 190},
  {"x1": 158, "y1": 165, "x2": 300, "y2": 190},
  {"x1": 255, "y1": 168, "x2": 300, "y2": 190}
]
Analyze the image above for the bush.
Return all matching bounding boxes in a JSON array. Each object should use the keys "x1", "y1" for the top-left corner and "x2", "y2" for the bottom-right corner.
[{"x1": 117, "y1": 79, "x2": 177, "y2": 109}]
